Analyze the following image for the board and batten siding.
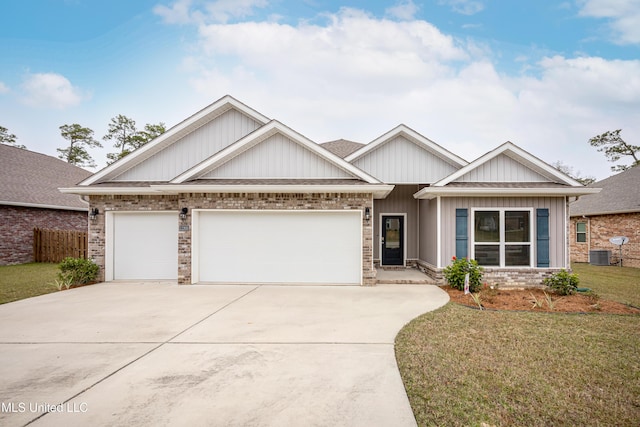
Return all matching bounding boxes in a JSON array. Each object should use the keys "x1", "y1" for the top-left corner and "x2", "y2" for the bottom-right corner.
[
  {"x1": 112, "y1": 109, "x2": 262, "y2": 181},
  {"x1": 373, "y1": 185, "x2": 419, "y2": 260},
  {"x1": 203, "y1": 133, "x2": 353, "y2": 179},
  {"x1": 440, "y1": 197, "x2": 567, "y2": 268},
  {"x1": 353, "y1": 136, "x2": 459, "y2": 184},
  {"x1": 455, "y1": 154, "x2": 549, "y2": 182},
  {"x1": 418, "y1": 198, "x2": 438, "y2": 266}
]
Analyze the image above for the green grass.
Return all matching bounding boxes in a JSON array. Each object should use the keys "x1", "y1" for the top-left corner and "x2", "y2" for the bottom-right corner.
[
  {"x1": 0, "y1": 263, "x2": 59, "y2": 304},
  {"x1": 396, "y1": 265, "x2": 640, "y2": 427},
  {"x1": 572, "y1": 263, "x2": 640, "y2": 307}
]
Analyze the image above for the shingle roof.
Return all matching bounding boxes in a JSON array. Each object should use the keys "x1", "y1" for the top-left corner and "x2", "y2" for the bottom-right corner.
[
  {"x1": 0, "y1": 144, "x2": 91, "y2": 210},
  {"x1": 320, "y1": 139, "x2": 365, "y2": 158},
  {"x1": 570, "y1": 165, "x2": 640, "y2": 216}
]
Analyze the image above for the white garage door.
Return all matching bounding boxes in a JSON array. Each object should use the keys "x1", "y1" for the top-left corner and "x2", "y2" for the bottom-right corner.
[
  {"x1": 195, "y1": 210, "x2": 361, "y2": 284},
  {"x1": 110, "y1": 212, "x2": 178, "y2": 280}
]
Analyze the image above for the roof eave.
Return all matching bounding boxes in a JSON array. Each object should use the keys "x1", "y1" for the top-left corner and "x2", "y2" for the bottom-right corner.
[
  {"x1": 570, "y1": 208, "x2": 640, "y2": 217},
  {"x1": 413, "y1": 187, "x2": 602, "y2": 200},
  {"x1": 0, "y1": 200, "x2": 88, "y2": 211}
]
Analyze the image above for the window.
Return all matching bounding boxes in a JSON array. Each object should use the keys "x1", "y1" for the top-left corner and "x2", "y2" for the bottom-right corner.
[
  {"x1": 472, "y1": 209, "x2": 532, "y2": 267},
  {"x1": 576, "y1": 222, "x2": 587, "y2": 243}
]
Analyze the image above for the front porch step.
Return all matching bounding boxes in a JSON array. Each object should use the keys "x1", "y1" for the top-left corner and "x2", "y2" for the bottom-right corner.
[{"x1": 375, "y1": 268, "x2": 436, "y2": 285}]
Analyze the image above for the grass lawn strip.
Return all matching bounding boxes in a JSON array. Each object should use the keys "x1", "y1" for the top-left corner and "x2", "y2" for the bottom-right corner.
[
  {"x1": 572, "y1": 264, "x2": 640, "y2": 307},
  {"x1": 0, "y1": 263, "x2": 59, "y2": 304},
  {"x1": 396, "y1": 304, "x2": 640, "y2": 427}
]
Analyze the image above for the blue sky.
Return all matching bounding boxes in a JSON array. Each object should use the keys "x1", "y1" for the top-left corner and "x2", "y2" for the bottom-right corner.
[{"x1": 1, "y1": 0, "x2": 639, "y2": 180}]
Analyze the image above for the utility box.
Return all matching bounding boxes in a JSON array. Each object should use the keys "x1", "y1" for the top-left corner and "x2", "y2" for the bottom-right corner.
[{"x1": 589, "y1": 250, "x2": 611, "y2": 266}]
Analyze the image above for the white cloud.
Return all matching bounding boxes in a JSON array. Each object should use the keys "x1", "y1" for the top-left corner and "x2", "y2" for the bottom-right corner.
[
  {"x1": 438, "y1": 0, "x2": 485, "y2": 15},
  {"x1": 20, "y1": 73, "x2": 87, "y2": 109},
  {"x1": 578, "y1": 0, "x2": 640, "y2": 44},
  {"x1": 154, "y1": 0, "x2": 268, "y2": 24},
  {"x1": 0, "y1": 82, "x2": 9, "y2": 94},
  {"x1": 161, "y1": 5, "x2": 639, "y2": 179},
  {"x1": 385, "y1": 0, "x2": 419, "y2": 21}
]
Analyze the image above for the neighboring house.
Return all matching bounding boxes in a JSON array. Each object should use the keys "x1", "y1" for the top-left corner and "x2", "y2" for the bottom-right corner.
[
  {"x1": 1, "y1": 144, "x2": 91, "y2": 265},
  {"x1": 569, "y1": 166, "x2": 640, "y2": 268},
  {"x1": 61, "y1": 95, "x2": 599, "y2": 286}
]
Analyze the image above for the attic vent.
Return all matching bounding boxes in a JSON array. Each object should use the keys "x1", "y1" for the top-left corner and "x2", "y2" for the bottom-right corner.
[{"x1": 589, "y1": 250, "x2": 611, "y2": 266}]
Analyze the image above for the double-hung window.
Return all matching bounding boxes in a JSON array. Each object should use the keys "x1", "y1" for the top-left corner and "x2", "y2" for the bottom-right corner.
[
  {"x1": 472, "y1": 209, "x2": 533, "y2": 267},
  {"x1": 576, "y1": 222, "x2": 587, "y2": 243}
]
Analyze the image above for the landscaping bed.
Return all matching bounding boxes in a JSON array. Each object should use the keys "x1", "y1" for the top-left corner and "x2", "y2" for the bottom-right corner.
[{"x1": 444, "y1": 285, "x2": 640, "y2": 315}]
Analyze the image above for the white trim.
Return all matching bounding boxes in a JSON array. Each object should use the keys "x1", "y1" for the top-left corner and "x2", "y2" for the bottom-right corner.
[
  {"x1": 345, "y1": 124, "x2": 468, "y2": 167},
  {"x1": 192, "y1": 209, "x2": 363, "y2": 285},
  {"x1": 436, "y1": 196, "x2": 442, "y2": 269},
  {"x1": 470, "y1": 208, "x2": 535, "y2": 268},
  {"x1": 59, "y1": 184, "x2": 395, "y2": 199},
  {"x1": 172, "y1": 120, "x2": 382, "y2": 184},
  {"x1": 413, "y1": 186, "x2": 601, "y2": 199},
  {"x1": 379, "y1": 213, "x2": 407, "y2": 267},
  {"x1": 430, "y1": 142, "x2": 584, "y2": 188},
  {"x1": 80, "y1": 96, "x2": 270, "y2": 186},
  {"x1": 563, "y1": 197, "x2": 568, "y2": 269},
  {"x1": 0, "y1": 200, "x2": 88, "y2": 211}
]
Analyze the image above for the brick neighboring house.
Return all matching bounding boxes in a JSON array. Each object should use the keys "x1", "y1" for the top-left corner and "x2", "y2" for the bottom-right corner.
[
  {"x1": 570, "y1": 165, "x2": 640, "y2": 268},
  {"x1": 0, "y1": 144, "x2": 92, "y2": 265}
]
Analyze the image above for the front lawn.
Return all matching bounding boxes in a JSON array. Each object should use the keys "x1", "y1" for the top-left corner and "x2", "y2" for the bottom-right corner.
[
  {"x1": 396, "y1": 264, "x2": 640, "y2": 427},
  {"x1": 0, "y1": 263, "x2": 59, "y2": 304}
]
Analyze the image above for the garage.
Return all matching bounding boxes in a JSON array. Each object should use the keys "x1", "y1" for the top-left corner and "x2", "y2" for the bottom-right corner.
[
  {"x1": 107, "y1": 212, "x2": 178, "y2": 281},
  {"x1": 193, "y1": 210, "x2": 362, "y2": 285}
]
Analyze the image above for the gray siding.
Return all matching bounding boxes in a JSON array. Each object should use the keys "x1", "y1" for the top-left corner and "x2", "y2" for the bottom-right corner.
[
  {"x1": 203, "y1": 133, "x2": 353, "y2": 179},
  {"x1": 440, "y1": 197, "x2": 567, "y2": 268},
  {"x1": 353, "y1": 136, "x2": 459, "y2": 183},
  {"x1": 455, "y1": 154, "x2": 548, "y2": 182},
  {"x1": 373, "y1": 185, "x2": 419, "y2": 261},
  {"x1": 113, "y1": 109, "x2": 261, "y2": 181},
  {"x1": 418, "y1": 198, "x2": 438, "y2": 266}
]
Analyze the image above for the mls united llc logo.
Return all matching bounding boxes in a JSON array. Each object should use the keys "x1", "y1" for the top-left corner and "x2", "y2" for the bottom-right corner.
[{"x1": 1, "y1": 402, "x2": 88, "y2": 413}]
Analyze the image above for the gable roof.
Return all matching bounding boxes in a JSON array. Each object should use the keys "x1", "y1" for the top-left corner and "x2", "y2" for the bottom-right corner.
[
  {"x1": 414, "y1": 142, "x2": 601, "y2": 199},
  {"x1": 81, "y1": 95, "x2": 269, "y2": 185},
  {"x1": 570, "y1": 165, "x2": 640, "y2": 216},
  {"x1": 0, "y1": 144, "x2": 90, "y2": 211},
  {"x1": 172, "y1": 120, "x2": 381, "y2": 184},
  {"x1": 321, "y1": 139, "x2": 365, "y2": 158},
  {"x1": 345, "y1": 124, "x2": 468, "y2": 167}
]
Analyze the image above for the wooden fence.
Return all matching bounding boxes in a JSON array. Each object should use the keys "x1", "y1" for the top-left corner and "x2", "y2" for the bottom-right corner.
[{"x1": 33, "y1": 228, "x2": 88, "y2": 263}]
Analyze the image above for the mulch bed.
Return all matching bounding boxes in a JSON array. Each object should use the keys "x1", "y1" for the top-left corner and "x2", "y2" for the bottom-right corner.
[{"x1": 443, "y1": 285, "x2": 640, "y2": 315}]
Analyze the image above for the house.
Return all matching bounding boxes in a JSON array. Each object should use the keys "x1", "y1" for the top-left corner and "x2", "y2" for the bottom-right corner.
[
  {"x1": 60, "y1": 95, "x2": 599, "y2": 286},
  {"x1": 0, "y1": 144, "x2": 91, "y2": 265},
  {"x1": 570, "y1": 165, "x2": 639, "y2": 268}
]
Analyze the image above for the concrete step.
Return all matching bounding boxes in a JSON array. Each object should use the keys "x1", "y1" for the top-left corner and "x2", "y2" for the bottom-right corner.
[{"x1": 375, "y1": 268, "x2": 436, "y2": 285}]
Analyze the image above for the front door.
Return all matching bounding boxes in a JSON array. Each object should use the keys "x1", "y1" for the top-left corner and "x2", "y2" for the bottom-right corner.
[{"x1": 382, "y1": 215, "x2": 404, "y2": 266}]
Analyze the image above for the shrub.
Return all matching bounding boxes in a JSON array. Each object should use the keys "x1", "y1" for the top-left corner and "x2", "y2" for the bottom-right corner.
[
  {"x1": 443, "y1": 256, "x2": 484, "y2": 293},
  {"x1": 543, "y1": 269, "x2": 579, "y2": 295},
  {"x1": 58, "y1": 257, "x2": 99, "y2": 286}
]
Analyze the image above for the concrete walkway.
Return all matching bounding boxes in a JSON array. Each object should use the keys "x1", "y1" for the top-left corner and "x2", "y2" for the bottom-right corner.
[{"x1": 0, "y1": 283, "x2": 449, "y2": 427}]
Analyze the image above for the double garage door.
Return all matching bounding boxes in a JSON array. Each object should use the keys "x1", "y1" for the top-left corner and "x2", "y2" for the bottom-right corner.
[{"x1": 109, "y1": 210, "x2": 361, "y2": 285}]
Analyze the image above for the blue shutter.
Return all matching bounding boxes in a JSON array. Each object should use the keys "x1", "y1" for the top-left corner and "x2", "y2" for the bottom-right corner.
[
  {"x1": 456, "y1": 209, "x2": 468, "y2": 260},
  {"x1": 536, "y1": 208, "x2": 550, "y2": 267}
]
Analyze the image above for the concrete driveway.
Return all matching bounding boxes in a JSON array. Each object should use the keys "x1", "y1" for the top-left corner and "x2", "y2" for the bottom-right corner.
[{"x1": 0, "y1": 283, "x2": 448, "y2": 427}]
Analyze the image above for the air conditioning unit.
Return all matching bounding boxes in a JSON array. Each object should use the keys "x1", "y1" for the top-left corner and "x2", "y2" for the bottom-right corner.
[{"x1": 589, "y1": 250, "x2": 611, "y2": 266}]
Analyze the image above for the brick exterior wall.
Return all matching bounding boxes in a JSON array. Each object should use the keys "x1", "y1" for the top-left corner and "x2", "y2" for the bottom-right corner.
[
  {"x1": 0, "y1": 205, "x2": 88, "y2": 265},
  {"x1": 570, "y1": 213, "x2": 640, "y2": 268},
  {"x1": 89, "y1": 193, "x2": 375, "y2": 285}
]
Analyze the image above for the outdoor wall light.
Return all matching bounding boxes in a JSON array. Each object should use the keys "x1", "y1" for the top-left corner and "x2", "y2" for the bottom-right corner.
[
  {"x1": 89, "y1": 208, "x2": 99, "y2": 221},
  {"x1": 180, "y1": 207, "x2": 188, "y2": 220},
  {"x1": 365, "y1": 207, "x2": 371, "y2": 221}
]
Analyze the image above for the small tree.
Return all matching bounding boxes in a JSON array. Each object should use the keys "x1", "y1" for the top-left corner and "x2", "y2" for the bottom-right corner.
[
  {"x1": 588, "y1": 129, "x2": 639, "y2": 172},
  {"x1": 57, "y1": 124, "x2": 102, "y2": 167},
  {"x1": 0, "y1": 125, "x2": 26, "y2": 149},
  {"x1": 105, "y1": 114, "x2": 138, "y2": 164},
  {"x1": 552, "y1": 161, "x2": 595, "y2": 185},
  {"x1": 131, "y1": 122, "x2": 166, "y2": 149}
]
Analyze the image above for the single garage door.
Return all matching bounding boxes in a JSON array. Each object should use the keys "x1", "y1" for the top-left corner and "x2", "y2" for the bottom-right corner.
[
  {"x1": 195, "y1": 210, "x2": 361, "y2": 284},
  {"x1": 110, "y1": 212, "x2": 178, "y2": 280}
]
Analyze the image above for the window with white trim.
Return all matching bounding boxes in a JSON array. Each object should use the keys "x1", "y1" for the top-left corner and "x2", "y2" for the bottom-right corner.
[
  {"x1": 472, "y1": 209, "x2": 533, "y2": 267},
  {"x1": 576, "y1": 222, "x2": 587, "y2": 243}
]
